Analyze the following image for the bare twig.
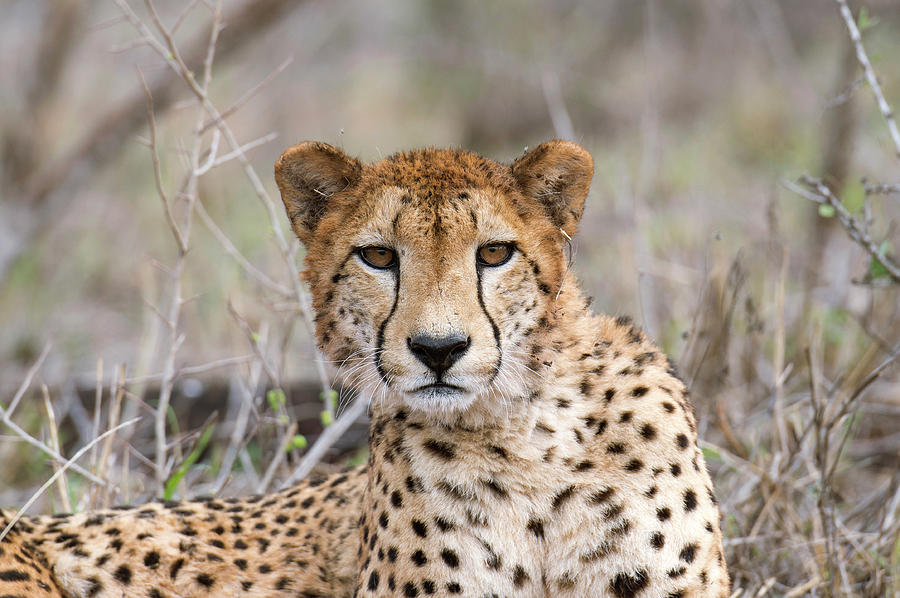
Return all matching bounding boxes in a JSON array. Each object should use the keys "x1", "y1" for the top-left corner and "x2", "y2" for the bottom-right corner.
[
  {"x1": 138, "y1": 68, "x2": 186, "y2": 252},
  {"x1": 41, "y1": 384, "x2": 71, "y2": 513},
  {"x1": 835, "y1": 0, "x2": 900, "y2": 158},
  {"x1": 5, "y1": 341, "x2": 51, "y2": 418},
  {"x1": 784, "y1": 177, "x2": 900, "y2": 283},
  {"x1": 0, "y1": 417, "x2": 140, "y2": 542},
  {"x1": 280, "y1": 396, "x2": 367, "y2": 489}
]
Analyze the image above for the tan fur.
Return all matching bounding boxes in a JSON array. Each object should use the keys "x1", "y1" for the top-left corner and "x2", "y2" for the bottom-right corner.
[{"x1": 0, "y1": 141, "x2": 729, "y2": 597}]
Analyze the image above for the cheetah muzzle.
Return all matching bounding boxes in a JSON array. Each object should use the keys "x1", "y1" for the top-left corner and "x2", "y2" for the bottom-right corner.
[{"x1": 0, "y1": 140, "x2": 730, "y2": 598}]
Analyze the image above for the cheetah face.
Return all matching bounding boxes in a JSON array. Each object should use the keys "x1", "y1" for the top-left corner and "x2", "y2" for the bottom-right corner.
[{"x1": 276, "y1": 141, "x2": 592, "y2": 422}]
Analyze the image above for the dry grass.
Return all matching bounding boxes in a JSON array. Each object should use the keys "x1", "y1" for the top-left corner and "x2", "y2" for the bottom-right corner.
[{"x1": 0, "y1": 1, "x2": 898, "y2": 596}]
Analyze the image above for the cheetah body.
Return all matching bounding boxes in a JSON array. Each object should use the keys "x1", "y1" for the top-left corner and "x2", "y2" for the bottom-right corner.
[{"x1": 0, "y1": 141, "x2": 729, "y2": 597}]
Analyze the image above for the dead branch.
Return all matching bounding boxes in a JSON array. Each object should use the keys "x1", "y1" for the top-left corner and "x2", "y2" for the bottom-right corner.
[
  {"x1": 835, "y1": 0, "x2": 900, "y2": 158},
  {"x1": 784, "y1": 176, "x2": 900, "y2": 284}
]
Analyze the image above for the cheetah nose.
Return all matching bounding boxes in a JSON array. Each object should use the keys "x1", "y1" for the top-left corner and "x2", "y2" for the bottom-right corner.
[{"x1": 407, "y1": 333, "x2": 470, "y2": 376}]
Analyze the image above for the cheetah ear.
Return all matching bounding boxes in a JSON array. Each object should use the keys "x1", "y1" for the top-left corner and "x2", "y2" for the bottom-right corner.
[
  {"x1": 510, "y1": 140, "x2": 593, "y2": 237},
  {"x1": 275, "y1": 141, "x2": 363, "y2": 244}
]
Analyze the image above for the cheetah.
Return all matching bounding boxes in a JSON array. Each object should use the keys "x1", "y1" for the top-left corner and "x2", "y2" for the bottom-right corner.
[{"x1": 0, "y1": 140, "x2": 730, "y2": 597}]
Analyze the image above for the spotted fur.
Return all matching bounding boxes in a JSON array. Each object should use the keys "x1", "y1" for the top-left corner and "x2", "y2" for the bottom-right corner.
[{"x1": 0, "y1": 141, "x2": 729, "y2": 597}]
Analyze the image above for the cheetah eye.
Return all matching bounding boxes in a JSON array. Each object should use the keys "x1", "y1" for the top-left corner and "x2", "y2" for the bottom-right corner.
[
  {"x1": 477, "y1": 242, "x2": 515, "y2": 267},
  {"x1": 358, "y1": 246, "x2": 397, "y2": 269}
]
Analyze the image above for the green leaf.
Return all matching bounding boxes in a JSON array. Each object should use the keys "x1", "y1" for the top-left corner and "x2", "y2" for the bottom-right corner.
[
  {"x1": 250, "y1": 332, "x2": 260, "y2": 342},
  {"x1": 287, "y1": 434, "x2": 308, "y2": 451},
  {"x1": 857, "y1": 7, "x2": 880, "y2": 32},
  {"x1": 818, "y1": 204, "x2": 836, "y2": 218},
  {"x1": 320, "y1": 409, "x2": 333, "y2": 427},
  {"x1": 869, "y1": 240, "x2": 893, "y2": 280},
  {"x1": 266, "y1": 388, "x2": 286, "y2": 411},
  {"x1": 319, "y1": 388, "x2": 339, "y2": 409},
  {"x1": 164, "y1": 423, "x2": 216, "y2": 501},
  {"x1": 841, "y1": 179, "x2": 865, "y2": 213},
  {"x1": 701, "y1": 446, "x2": 722, "y2": 462}
]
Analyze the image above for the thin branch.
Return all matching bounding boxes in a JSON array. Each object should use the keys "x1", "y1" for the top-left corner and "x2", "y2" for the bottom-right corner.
[
  {"x1": 0, "y1": 417, "x2": 140, "y2": 542},
  {"x1": 137, "y1": 68, "x2": 186, "y2": 252},
  {"x1": 280, "y1": 396, "x2": 367, "y2": 489},
  {"x1": 835, "y1": 0, "x2": 900, "y2": 158},
  {"x1": 864, "y1": 181, "x2": 900, "y2": 196},
  {"x1": 124, "y1": 354, "x2": 256, "y2": 385},
  {"x1": 199, "y1": 56, "x2": 294, "y2": 134},
  {"x1": 784, "y1": 176, "x2": 900, "y2": 283},
  {"x1": 5, "y1": 341, "x2": 52, "y2": 417}
]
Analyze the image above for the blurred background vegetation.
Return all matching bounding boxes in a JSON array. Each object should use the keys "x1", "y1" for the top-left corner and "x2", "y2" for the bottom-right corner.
[{"x1": 1, "y1": 1, "x2": 899, "y2": 595}]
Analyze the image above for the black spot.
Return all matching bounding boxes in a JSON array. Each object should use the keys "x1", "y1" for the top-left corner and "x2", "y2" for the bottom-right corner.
[
  {"x1": 113, "y1": 565, "x2": 131, "y2": 585},
  {"x1": 596, "y1": 419, "x2": 608, "y2": 435},
  {"x1": 631, "y1": 386, "x2": 649, "y2": 398},
  {"x1": 639, "y1": 423, "x2": 656, "y2": 440},
  {"x1": 482, "y1": 478, "x2": 508, "y2": 498},
  {"x1": 604, "y1": 388, "x2": 615, "y2": 402},
  {"x1": 662, "y1": 402, "x2": 676, "y2": 413},
  {"x1": 196, "y1": 573, "x2": 215, "y2": 588},
  {"x1": 589, "y1": 487, "x2": 615, "y2": 504},
  {"x1": 423, "y1": 579, "x2": 436, "y2": 594},
  {"x1": 411, "y1": 519, "x2": 427, "y2": 537},
  {"x1": 440, "y1": 548, "x2": 459, "y2": 568},
  {"x1": 606, "y1": 442, "x2": 627, "y2": 454},
  {"x1": 423, "y1": 439, "x2": 456, "y2": 460},
  {"x1": 679, "y1": 543, "x2": 697, "y2": 563},
  {"x1": 534, "y1": 421, "x2": 555, "y2": 434},
  {"x1": 667, "y1": 567, "x2": 686, "y2": 578},
  {"x1": 143, "y1": 551, "x2": 160, "y2": 569},
  {"x1": 625, "y1": 459, "x2": 643, "y2": 472},
  {"x1": 609, "y1": 568, "x2": 649, "y2": 597},
  {"x1": 526, "y1": 517, "x2": 544, "y2": 538},
  {"x1": 390, "y1": 490, "x2": 403, "y2": 508},
  {"x1": 574, "y1": 460, "x2": 594, "y2": 472},
  {"x1": 406, "y1": 476, "x2": 424, "y2": 493},
  {"x1": 513, "y1": 565, "x2": 529, "y2": 588},
  {"x1": 644, "y1": 486, "x2": 658, "y2": 498},
  {"x1": 683, "y1": 489, "x2": 698, "y2": 512},
  {"x1": 488, "y1": 445, "x2": 508, "y2": 459},
  {"x1": 447, "y1": 581, "x2": 462, "y2": 593},
  {"x1": 650, "y1": 532, "x2": 665, "y2": 549},
  {"x1": 676, "y1": 433, "x2": 689, "y2": 449},
  {"x1": 435, "y1": 517, "x2": 454, "y2": 532},
  {"x1": 615, "y1": 315, "x2": 633, "y2": 326},
  {"x1": 551, "y1": 485, "x2": 577, "y2": 510},
  {"x1": 411, "y1": 550, "x2": 427, "y2": 566},
  {"x1": 387, "y1": 547, "x2": 398, "y2": 562},
  {"x1": 670, "y1": 463, "x2": 682, "y2": 477},
  {"x1": 580, "y1": 379, "x2": 592, "y2": 395},
  {"x1": 0, "y1": 570, "x2": 29, "y2": 582},
  {"x1": 657, "y1": 507, "x2": 671, "y2": 521},
  {"x1": 379, "y1": 511, "x2": 389, "y2": 528},
  {"x1": 404, "y1": 581, "x2": 419, "y2": 597}
]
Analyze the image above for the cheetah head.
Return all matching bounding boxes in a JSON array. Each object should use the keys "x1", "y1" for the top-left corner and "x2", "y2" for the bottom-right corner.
[{"x1": 276, "y1": 141, "x2": 593, "y2": 422}]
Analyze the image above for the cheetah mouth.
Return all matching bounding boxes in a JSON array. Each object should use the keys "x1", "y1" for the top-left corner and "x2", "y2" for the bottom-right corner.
[
  {"x1": 411, "y1": 383, "x2": 466, "y2": 394},
  {"x1": 402, "y1": 382, "x2": 475, "y2": 413}
]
